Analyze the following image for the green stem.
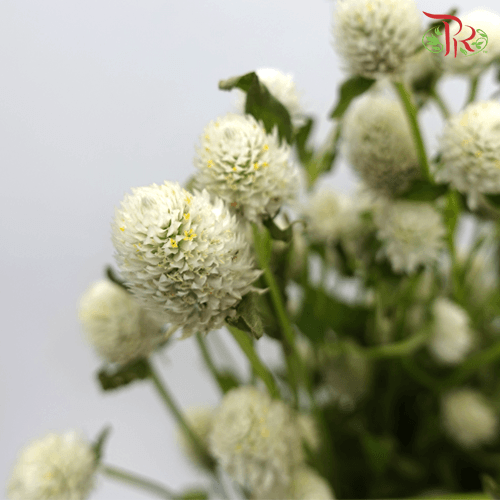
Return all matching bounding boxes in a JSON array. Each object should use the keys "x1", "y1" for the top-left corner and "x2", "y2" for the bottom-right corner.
[
  {"x1": 393, "y1": 80, "x2": 431, "y2": 182},
  {"x1": 226, "y1": 324, "x2": 281, "y2": 399},
  {"x1": 466, "y1": 75, "x2": 480, "y2": 105},
  {"x1": 195, "y1": 332, "x2": 226, "y2": 395},
  {"x1": 430, "y1": 87, "x2": 451, "y2": 119},
  {"x1": 100, "y1": 464, "x2": 179, "y2": 499},
  {"x1": 364, "y1": 329, "x2": 431, "y2": 359},
  {"x1": 400, "y1": 357, "x2": 442, "y2": 393},
  {"x1": 146, "y1": 360, "x2": 216, "y2": 472}
]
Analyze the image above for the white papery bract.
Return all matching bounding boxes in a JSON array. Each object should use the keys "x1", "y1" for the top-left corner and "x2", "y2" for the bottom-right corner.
[
  {"x1": 8, "y1": 431, "x2": 96, "y2": 500},
  {"x1": 111, "y1": 182, "x2": 261, "y2": 338},
  {"x1": 374, "y1": 200, "x2": 446, "y2": 274},
  {"x1": 79, "y1": 280, "x2": 166, "y2": 365},
  {"x1": 193, "y1": 113, "x2": 298, "y2": 222},
  {"x1": 209, "y1": 386, "x2": 304, "y2": 497},
  {"x1": 442, "y1": 10, "x2": 500, "y2": 77},
  {"x1": 342, "y1": 94, "x2": 420, "y2": 196},
  {"x1": 433, "y1": 101, "x2": 500, "y2": 209},
  {"x1": 235, "y1": 68, "x2": 304, "y2": 127},
  {"x1": 441, "y1": 388, "x2": 498, "y2": 448},
  {"x1": 332, "y1": 0, "x2": 422, "y2": 79},
  {"x1": 176, "y1": 406, "x2": 214, "y2": 468},
  {"x1": 428, "y1": 297, "x2": 474, "y2": 365}
]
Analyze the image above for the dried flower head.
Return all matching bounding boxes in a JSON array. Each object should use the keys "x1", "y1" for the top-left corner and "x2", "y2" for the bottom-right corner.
[
  {"x1": 374, "y1": 199, "x2": 446, "y2": 274},
  {"x1": 342, "y1": 94, "x2": 420, "y2": 196},
  {"x1": 441, "y1": 388, "x2": 498, "y2": 448},
  {"x1": 111, "y1": 182, "x2": 261, "y2": 338},
  {"x1": 428, "y1": 297, "x2": 474, "y2": 365},
  {"x1": 78, "y1": 280, "x2": 166, "y2": 365},
  {"x1": 8, "y1": 431, "x2": 96, "y2": 500},
  {"x1": 193, "y1": 113, "x2": 298, "y2": 222},
  {"x1": 332, "y1": 0, "x2": 422, "y2": 79},
  {"x1": 433, "y1": 100, "x2": 500, "y2": 209},
  {"x1": 209, "y1": 386, "x2": 304, "y2": 497}
]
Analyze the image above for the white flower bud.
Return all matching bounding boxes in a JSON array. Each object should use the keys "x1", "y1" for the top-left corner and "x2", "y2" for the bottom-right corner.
[
  {"x1": 79, "y1": 280, "x2": 166, "y2": 365},
  {"x1": 193, "y1": 113, "x2": 299, "y2": 222},
  {"x1": 332, "y1": 0, "x2": 422, "y2": 79},
  {"x1": 342, "y1": 94, "x2": 420, "y2": 196},
  {"x1": 209, "y1": 386, "x2": 304, "y2": 497},
  {"x1": 433, "y1": 100, "x2": 500, "y2": 209},
  {"x1": 441, "y1": 388, "x2": 498, "y2": 448},
  {"x1": 428, "y1": 297, "x2": 474, "y2": 365},
  {"x1": 111, "y1": 182, "x2": 261, "y2": 338},
  {"x1": 8, "y1": 431, "x2": 96, "y2": 500},
  {"x1": 374, "y1": 199, "x2": 446, "y2": 274}
]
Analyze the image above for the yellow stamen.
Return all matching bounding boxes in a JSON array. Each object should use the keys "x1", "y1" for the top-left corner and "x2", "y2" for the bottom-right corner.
[
  {"x1": 254, "y1": 162, "x2": 259, "y2": 170},
  {"x1": 262, "y1": 162, "x2": 268, "y2": 167},
  {"x1": 207, "y1": 159, "x2": 214, "y2": 168},
  {"x1": 184, "y1": 213, "x2": 190, "y2": 220},
  {"x1": 263, "y1": 144, "x2": 269, "y2": 151},
  {"x1": 119, "y1": 227, "x2": 125, "y2": 232},
  {"x1": 185, "y1": 195, "x2": 192, "y2": 205},
  {"x1": 170, "y1": 238, "x2": 178, "y2": 248},
  {"x1": 476, "y1": 151, "x2": 483, "y2": 158},
  {"x1": 184, "y1": 228, "x2": 197, "y2": 241}
]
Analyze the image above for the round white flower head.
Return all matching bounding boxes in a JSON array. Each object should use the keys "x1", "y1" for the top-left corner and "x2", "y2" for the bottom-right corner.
[
  {"x1": 8, "y1": 431, "x2": 96, "y2": 500},
  {"x1": 332, "y1": 0, "x2": 422, "y2": 79},
  {"x1": 296, "y1": 413, "x2": 320, "y2": 453},
  {"x1": 176, "y1": 406, "x2": 214, "y2": 468},
  {"x1": 433, "y1": 100, "x2": 500, "y2": 209},
  {"x1": 234, "y1": 68, "x2": 304, "y2": 127},
  {"x1": 441, "y1": 388, "x2": 498, "y2": 448},
  {"x1": 111, "y1": 182, "x2": 261, "y2": 338},
  {"x1": 428, "y1": 297, "x2": 474, "y2": 365},
  {"x1": 302, "y1": 188, "x2": 355, "y2": 244},
  {"x1": 374, "y1": 199, "x2": 446, "y2": 274},
  {"x1": 78, "y1": 280, "x2": 166, "y2": 365},
  {"x1": 209, "y1": 386, "x2": 304, "y2": 497},
  {"x1": 342, "y1": 94, "x2": 420, "y2": 196},
  {"x1": 193, "y1": 113, "x2": 299, "y2": 222},
  {"x1": 441, "y1": 10, "x2": 500, "y2": 77}
]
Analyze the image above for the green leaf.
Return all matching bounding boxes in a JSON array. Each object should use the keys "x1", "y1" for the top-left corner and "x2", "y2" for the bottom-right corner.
[
  {"x1": 294, "y1": 117, "x2": 314, "y2": 165},
  {"x1": 105, "y1": 265, "x2": 129, "y2": 292},
  {"x1": 482, "y1": 474, "x2": 500, "y2": 500},
  {"x1": 295, "y1": 285, "x2": 369, "y2": 343},
  {"x1": 444, "y1": 190, "x2": 462, "y2": 235},
  {"x1": 92, "y1": 426, "x2": 111, "y2": 463},
  {"x1": 219, "y1": 71, "x2": 293, "y2": 143},
  {"x1": 360, "y1": 433, "x2": 395, "y2": 477},
  {"x1": 329, "y1": 76, "x2": 376, "y2": 119},
  {"x1": 398, "y1": 179, "x2": 448, "y2": 201},
  {"x1": 262, "y1": 216, "x2": 293, "y2": 242},
  {"x1": 252, "y1": 223, "x2": 272, "y2": 267},
  {"x1": 97, "y1": 358, "x2": 150, "y2": 391},
  {"x1": 460, "y1": 47, "x2": 468, "y2": 56},
  {"x1": 484, "y1": 193, "x2": 500, "y2": 210},
  {"x1": 234, "y1": 291, "x2": 265, "y2": 340},
  {"x1": 215, "y1": 371, "x2": 240, "y2": 393}
]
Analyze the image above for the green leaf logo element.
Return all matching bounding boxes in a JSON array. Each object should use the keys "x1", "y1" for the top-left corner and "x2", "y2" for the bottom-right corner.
[
  {"x1": 434, "y1": 26, "x2": 441, "y2": 35},
  {"x1": 460, "y1": 47, "x2": 468, "y2": 56}
]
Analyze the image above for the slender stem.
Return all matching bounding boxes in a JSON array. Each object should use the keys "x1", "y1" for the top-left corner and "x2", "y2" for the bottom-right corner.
[
  {"x1": 226, "y1": 324, "x2": 281, "y2": 399},
  {"x1": 393, "y1": 80, "x2": 431, "y2": 182},
  {"x1": 430, "y1": 87, "x2": 450, "y2": 119},
  {"x1": 400, "y1": 357, "x2": 442, "y2": 393},
  {"x1": 146, "y1": 360, "x2": 216, "y2": 472},
  {"x1": 195, "y1": 332, "x2": 225, "y2": 395},
  {"x1": 364, "y1": 329, "x2": 431, "y2": 359},
  {"x1": 100, "y1": 464, "x2": 179, "y2": 499},
  {"x1": 466, "y1": 75, "x2": 480, "y2": 105}
]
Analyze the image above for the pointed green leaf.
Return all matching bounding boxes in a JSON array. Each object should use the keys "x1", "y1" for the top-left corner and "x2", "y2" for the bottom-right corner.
[
  {"x1": 262, "y1": 216, "x2": 293, "y2": 242},
  {"x1": 233, "y1": 291, "x2": 265, "y2": 340},
  {"x1": 398, "y1": 179, "x2": 448, "y2": 201},
  {"x1": 180, "y1": 490, "x2": 209, "y2": 500},
  {"x1": 105, "y1": 266, "x2": 129, "y2": 292},
  {"x1": 294, "y1": 117, "x2": 314, "y2": 165},
  {"x1": 92, "y1": 426, "x2": 111, "y2": 463},
  {"x1": 329, "y1": 76, "x2": 376, "y2": 119},
  {"x1": 97, "y1": 358, "x2": 150, "y2": 391},
  {"x1": 215, "y1": 371, "x2": 240, "y2": 393}
]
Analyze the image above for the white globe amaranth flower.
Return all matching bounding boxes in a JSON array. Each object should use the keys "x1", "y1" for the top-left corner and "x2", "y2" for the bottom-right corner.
[
  {"x1": 302, "y1": 188, "x2": 356, "y2": 244},
  {"x1": 78, "y1": 280, "x2": 166, "y2": 365},
  {"x1": 441, "y1": 388, "x2": 498, "y2": 448},
  {"x1": 428, "y1": 297, "x2": 474, "y2": 365},
  {"x1": 433, "y1": 100, "x2": 500, "y2": 209},
  {"x1": 111, "y1": 182, "x2": 261, "y2": 338},
  {"x1": 176, "y1": 406, "x2": 214, "y2": 468},
  {"x1": 193, "y1": 113, "x2": 299, "y2": 222},
  {"x1": 374, "y1": 199, "x2": 447, "y2": 274},
  {"x1": 209, "y1": 386, "x2": 304, "y2": 497},
  {"x1": 7, "y1": 431, "x2": 96, "y2": 500},
  {"x1": 332, "y1": 0, "x2": 422, "y2": 79},
  {"x1": 234, "y1": 68, "x2": 305, "y2": 127},
  {"x1": 441, "y1": 10, "x2": 500, "y2": 77},
  {"x1": 342, "y1": 94, "x2": 421, "y2": 196}
]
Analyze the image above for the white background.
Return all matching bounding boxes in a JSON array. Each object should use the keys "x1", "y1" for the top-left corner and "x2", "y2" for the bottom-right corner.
[{"x1": 1, "y1": 0, "x2": 499, "y2": 498}]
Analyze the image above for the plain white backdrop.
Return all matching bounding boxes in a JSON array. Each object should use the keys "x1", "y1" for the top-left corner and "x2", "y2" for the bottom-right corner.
[{"x1": 1, "y1": 0, "x2": 499, "y2": 498}]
